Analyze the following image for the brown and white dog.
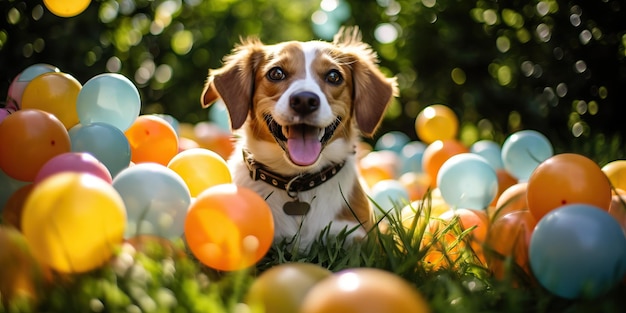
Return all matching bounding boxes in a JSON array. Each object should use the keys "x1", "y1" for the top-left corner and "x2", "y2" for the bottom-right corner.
[{"x1": 201, "y1": 27, "x2": 398, "y2": 250}]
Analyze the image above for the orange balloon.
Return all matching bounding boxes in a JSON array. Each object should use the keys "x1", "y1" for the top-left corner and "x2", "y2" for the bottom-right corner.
[
  {"x1": 192, "y1": 122, "x2": 235, "y2": 160},
  {"x1": 527, "y1": 153, "x2": 611, "y2": 221},
  {"x1": 398, "y1": 172, "x2": 430, "y2": 201},
  {"x1": 485, "y1": 210, "x2": 536, "y2": 280},
  {"x1": 422, "y1": 140, "x2": 468, "y2": 187},
  {"x1": 491, "y1": 182, "x2": 528, "y2": 221},
  {"x1": 424, "y1": 208, "x2": 489, "y2": 268},
  {"x1": 0, "y1": 109, "x2": 71, "y2": 181},
  {"x1": 608, "y1": 189, "x2": 626, "y2": 233},
  {"x1": 490, "y1": 169, "x2": 518, "y2": 207},
  {"x1": 125, "y1": 115, "x2": 179, "y2": 166},
  {"x1": 2, "y1": 184, "x2": 34, "y2": 231},
  {"x1": 184, "y1": 184, "x2": 274, "y2": 271},
  {"x1": 415, "y1": 104, "x2": 459, "y2": 144},
  {"x1": 358, "y1": 150, "x2": 399, "y2": 187},
  {"x1": 21, "y1": 72, "x2": 81, "y2": 129}
]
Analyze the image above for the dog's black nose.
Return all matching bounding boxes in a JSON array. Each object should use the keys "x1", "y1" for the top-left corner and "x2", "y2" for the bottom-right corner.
[{"x1": 289, "y1": 91, "x2": 320, "y2": 115}]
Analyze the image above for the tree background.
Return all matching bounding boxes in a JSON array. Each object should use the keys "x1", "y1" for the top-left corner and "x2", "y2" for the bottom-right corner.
[{"x1": 1, "y1": 0, "x2": 625, "y2": 161}]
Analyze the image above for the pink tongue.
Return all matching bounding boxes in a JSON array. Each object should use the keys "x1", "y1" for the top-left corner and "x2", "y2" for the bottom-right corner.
[{"x1": 287, "y1": 125, "x2": 321, "y2": 166}]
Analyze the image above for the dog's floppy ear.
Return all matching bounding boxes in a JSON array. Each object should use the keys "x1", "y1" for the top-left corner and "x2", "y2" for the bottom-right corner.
[
  {"x1": 334, "y1": 27, "x2": 399, "y2": 137},
  {"x1": 201, "y1": 39, "x2": 265, "y2": 130}
]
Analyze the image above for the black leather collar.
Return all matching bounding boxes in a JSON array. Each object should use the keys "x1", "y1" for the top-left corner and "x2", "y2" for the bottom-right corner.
[{"x1": 242, "y1": 149, "x2": 345, "y2": 193}]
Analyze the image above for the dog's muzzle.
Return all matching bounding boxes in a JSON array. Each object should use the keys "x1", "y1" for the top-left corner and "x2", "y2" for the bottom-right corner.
[{"x1": 264, "y1": 114, "x2": 341, "y2": 166}]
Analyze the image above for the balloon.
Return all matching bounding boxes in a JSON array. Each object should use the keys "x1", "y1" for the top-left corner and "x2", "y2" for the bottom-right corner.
[
  {"x1": 485, "y1": 210, "x2": 536, "y2": 280},
  {"x1": 112, "y1": 163, "x2": 191, "y2": 240},
  {"x1": 192, "y1": 122, "x2": 235, "y2": 160},
  {"x1": 608, "y1": 190, "x2": 626, "y2": 233},
  {"x1": 152, "y1": 114, "x2": 180, "y2": 135},
  {"x1": 0, "y1": 169, "x2": 29, "y2": 209},
  {"x1": 43, "y1": 0, "x2": 91, "y2": 17},
  {"x1": 358, "y1": 150, "x2": 399, "y2": 187},
  {"x1": 0, "y1": 226, "x2": 44, "y2": 309},
  {"x1": 184, "y1": 184, "x2": 274, "y2": 271},
  {"x1": 21, "y1": 72, "x2": 82, "y2": 129},
  {"x1": 69, "y1": 122, "x2": 131, "y2": 177},
  {"x1": 398, "y1": 172, "x2": 430, "y2": 201},
  {"x1": 8, "y1": 64, "x2": 60, "y2": 109},
  {"x1": 602, "y1": 160, "x2": 626, "y2": 191},
  {"x1": 470, "y1": 140, "x2": 504, "y2": 170},
  {"x1": 300, "y1": 268, "x2": 431, "y2": 313},
  {"x1": 529, "y1": 204, "x2": 626, "y2": 299},
  {"x1": 76, "y1": 73, "x2": 140, "y2": 131},
  {"x1": 245, "y1": 263, "x2": 332, "y2": 313},
  {"x1": 0, "y1": 108, "x2": 14, "y2": 124},
  {"x1": 0, "y1": 109, "x2": 71, "y2": 181},
  {"x1": 34, "y1": 152, "x2": 112, "y2": 184},
  {"x1": 422, "y1": 139, "x2": 468, "y2": 187},
  {"x1": 21, "y1": 172, "x2": 127, "y2": 273},
  {"x1": 167, "y1": 148, "x2": 232, "y2": 197},
  {"x1": 2, "y1": 184, "x2": 34, "y2": 231},
  {"x1": 501, "y1": 130, "x2": 553, "y2": 181},
  {"x1": 491, "y1": 169, "x2": 518, "y2": 207},
  {"x1": 124, "y1": 115, "x2": 179, "y2": 166},
  {"x1": 426, "y1": 208, "x2": 489, "y2": 267},
  {"x1": 207, "y1": 100, "x2": 232, "y2": 133},
  {"x1": 415, "y1": 104, "x2": 459, "y2": 144},
  {"x1": 374, "y1": 131, "x2": 411, "y2": 154},
  {"x1": 527, "y1": 153, "x2": 611, "y2": 221},
  {"x1": 437, "y1": 153, "x2": 498, "y2": 210},
  {"x1": 370, "y1": 179, "x2": 410, "y2": 217},
  {"x1": 399, "y1": 141, "x2": 427, "y2": 174},
  {"x1": 492, "y1": 182, "x2": 528, "y2": 220}
]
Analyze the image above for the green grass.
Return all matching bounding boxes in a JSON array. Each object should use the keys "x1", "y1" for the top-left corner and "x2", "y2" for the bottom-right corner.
[{"x1": 2, "y1": 192, "x2": 625, "y2": 313}]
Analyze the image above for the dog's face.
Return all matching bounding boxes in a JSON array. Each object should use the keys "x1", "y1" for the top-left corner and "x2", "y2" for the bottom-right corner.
[{"x1": 202, "y1": 28, "x2": 398, "y2": 168}]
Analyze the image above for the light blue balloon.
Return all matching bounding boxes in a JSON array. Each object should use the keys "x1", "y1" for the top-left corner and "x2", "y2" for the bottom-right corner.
[
  {"x1": 76, "y1": 73, "x2": 141, "y2": 131},
  {"x1": 207, "y1": 100, "x2": 231, "y2": 133},
  {"x1": 69, "y1": 122, "x2": 131, "y2": 177},
  {"x1": 375, "y1": 131, "x2": 411, "y2": 154},
  {"x1": 501, "y1": 130, "x2": 553, "y2": 181},
  {"x1": 113, "y1": 163, "x2": 191, "y2": 240},
  {"x1": 437, "y1": 153, "x2": 498, "y2": 210},
  {"x1": 400, "y1": 141, "x2": 426, "y2": 174},
  {"x1": 529, "y1": 204, "x2": 626, "y2": 299},
  {"x1": 17, "y1": 63, "x2": 59, "y2": 82},
  {"x1": 470, "y1": 140, "x2": 503, "y2": 170},
  {"x1": 370, "y1": 179, "x2": 410, "y2": 217}
]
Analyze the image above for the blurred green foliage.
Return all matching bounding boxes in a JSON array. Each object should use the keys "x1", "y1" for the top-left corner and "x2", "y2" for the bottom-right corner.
[{"x1": 1, "y1": 0, "x2": 625, "y2": 156}]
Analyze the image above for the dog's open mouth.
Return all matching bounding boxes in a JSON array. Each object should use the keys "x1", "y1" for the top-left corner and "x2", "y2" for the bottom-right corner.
[{"x1": 265, "y1": 114, "x2": 341, "y2": 166}]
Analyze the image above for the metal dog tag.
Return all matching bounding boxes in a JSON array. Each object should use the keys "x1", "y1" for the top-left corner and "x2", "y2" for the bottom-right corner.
[{"x1": 283, "y1": 199, "x2": 310, "y2": 216}]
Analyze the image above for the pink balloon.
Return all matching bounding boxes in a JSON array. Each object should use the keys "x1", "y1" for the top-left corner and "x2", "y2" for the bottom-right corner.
[
  {"x1": 7, "y1": 75, "x2": 26, "y2": 110},
  {"x1": 34, "y1": 152, "x2": 113, "y2": 184}
]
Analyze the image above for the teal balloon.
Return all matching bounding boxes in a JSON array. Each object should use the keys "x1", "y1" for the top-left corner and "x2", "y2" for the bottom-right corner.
[
  {"x1": 470, "y1": 140, "x2": 503, "y2": 170},
  {"x1": 529, "y1": 204, "x2": 626, "y2": 299},
  {"x1": 207, "y1": 100, "x2": 231, "y2": 133},
  {"x1": 501, "y1": 130, "x2": 553, "y2": 181},
  {"x1": 0, "y1": 169, "x2": 29, "y2": 210},
  {"x1": 400, "y1": 141, "x2": 426, "y2": 174},
  {"x1": 437, "y1": 153, "x2": 498, "y2": 210},
  {"x1": 375, "y1": 131, "x2": 411, "y2": 154},
  {"x1": 76, "y1": 73, "x2": 141, "y2": 131},
  {"x1": 370, "y1": 179, "x2": 410, "y2": 217},
  {"x1": 69, "y1": 122, "x2": 131, "y2": 177},
  {"x1": 113, "y1": 163, "x2": 191, "y2": 240}
]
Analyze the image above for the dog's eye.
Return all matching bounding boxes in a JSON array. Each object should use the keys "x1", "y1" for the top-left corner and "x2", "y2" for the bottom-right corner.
[
  {"x1": 325, "y1": 70, "x2": 343, "y2": 85},
  {"x1": 267, "y1": 67, "x2": 286, "y2": 81}
]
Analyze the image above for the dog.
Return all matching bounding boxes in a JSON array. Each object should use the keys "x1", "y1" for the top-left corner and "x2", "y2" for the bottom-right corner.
[{"x1": 201, "y1": 27, "x2": 398, "y2": 250}]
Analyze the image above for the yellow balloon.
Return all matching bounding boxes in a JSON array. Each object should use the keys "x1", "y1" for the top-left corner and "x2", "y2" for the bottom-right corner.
[
  {"x1": 43, "y1": 0, "x2": 91, "y2": 17},
  {"x1": 21, "y1": 72, "x2": 81, "y2": 129},
  {"x1": 415, "y1": 104, "x2": 459, "y2": 144},
  {"x1": 602, "y1": 160, "x2": 626, "y2": 191},
  {"x1": 21, "y1": 173, "x2": 126, "y2": 273},
  {"x1": 167, "y1": 148, "x2": 232, "y2": 197}
]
